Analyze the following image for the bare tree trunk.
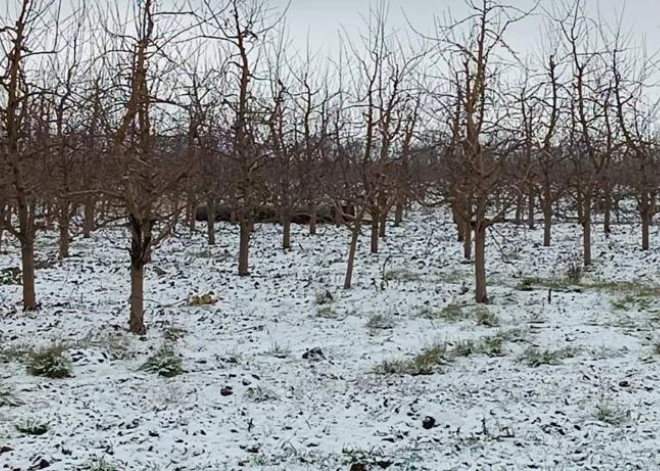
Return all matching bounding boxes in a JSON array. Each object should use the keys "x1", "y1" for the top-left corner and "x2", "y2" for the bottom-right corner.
[
  {"x1": 20, "y1": 238, "x2": 37, "y2": 311},
  {"x1": 206, "y1": 197, "x2": 216, "y2": 246},
  {"x1": 463, "y1": 224, "x2": 472, "y2": 260},
  {"x1": 378, "y1": 200, "x2": 392, "y2": 239},
  {"x1": 462, "y1": 196, "x2": 473, "y2": 259},
  {"x1": 344, "y1": 219, "x2": 362, "y2": 289},
  {"x1": 370, "y1": 207, "x2": 379, "y2": 254},
  {"x1": 602, "y1": 189, "x2": 611, "y2": 236},
  {"x1": 18, "y1": 202, "x2": 37, "y2": 311},
  {"x1": 527, "y1": 188, "x2": 535, "y2": 229},
  {"x1": 514, "y1": 192, "x2": 524, "y2": 224},
  {"x1": 542, "y1": 187, "x2": 553, "y2": 247},
  {"x1": 187, "y1": 193, "x2": 196, "y2": 231},
  {"x1": 474, "y1": 220, "x2": 488, "y2": 303},
  {"x1": 58, "y1": 202, "x2": 70, "y2": 259},
  {"x1": 238, "y1": 219, "x2": 250, "y2": 276},
  {"x1": 583, "y1": 191, "x2": 592, "y2": 266},
  {"x1": 641, "y1": 191, "x2": 651, "y2": 251},
  {"x1": 129, "y1": 262, "x2": 145, "y2": 334},
  {"x1": 282, "y1": 214, "x2": 291, "y2": 250},
  {"x1": 128, "y1": 216, "x2": 152, "y2": 335},
  {"x1": 0, "y1": 203, "x2": 7, "y2": 252},
  {"x1": 308, "y1": 202, "x2": 317, "y2": 235},
  {"x1": 451, "y1": 202, "x2": 464, "y2": 242},
  {"x1": 83, "y1": 197, "x2": 95, "y2": 238},
  {"x1": 576, "y1": 191, "x2": 584, "y2": 225},
  {"x1": 394, "y1": 198, "x2": 404, "y2": 226},
  {"x1": 45, "y1": 203, "x2": 54, "y2": 231}
]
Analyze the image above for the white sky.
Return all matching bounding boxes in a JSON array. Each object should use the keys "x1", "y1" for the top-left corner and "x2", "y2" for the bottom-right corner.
[{"x1": 278, "y1": 0, "x2": 660, "y2": 60}]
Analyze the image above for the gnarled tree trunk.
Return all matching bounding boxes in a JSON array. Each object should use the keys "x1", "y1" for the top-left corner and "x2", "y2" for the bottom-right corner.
[{"x1": 474, "y1": 219, "x2": 488, "y2": 303}]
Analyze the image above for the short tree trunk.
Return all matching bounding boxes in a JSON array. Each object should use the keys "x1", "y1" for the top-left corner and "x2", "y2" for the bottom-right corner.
[
  {"x1": 344, "y1": 219, "x2": 362, "y2": 289},
  {"x1": 370, "y1": 207, "x2": 379, "y2": 254},
  {"x1": 583, "y1": 192, "x2": 592, "y2": 266},
  {"x1": 282, "y1": 216, "x2": 291, "y2": 250},
  {"x1": 187, "y1": 193, "x2": 196, "y2": 231},
  {"x1": 20, "y1": 238, "x2": 37, "y2": 311},
  {"x1": 451, "y1": 202, "x2": 464, "y2": 242},
  {"x1": 542, "y1": 197, "x2": 553, "y2": 247},
  {"x1": 378, "y1": 206, "x2": 387, "y2": 238},
  {"x1": 238, "y1": 219, "x2": 250, "y2": 276},
  {"x1": 603, "y1": 190, "x2": 611, "y2": 236},
  {"x1": 463, "y1": 223, "x2": 472, "y2": 260},
  {"x1": 641, "y1": 191, "x2": 652, "y2": 251},
  {"x1": 308, "y1": 202, "x2": 317, "y2": 235},
  {"x1": 394, "y1": 198, "x2": 404, "y2": 226},
  {"x1": 576, "y1": 191, "x2": 584, "y2": 225},
  {"x1": 527, "y1": 188, "x2": 535, "y2": 229},
  {"x1": 45, "y1": 203, "x2": 54, "y2": 231},
  {"x1": 83, "y1": 198, "x2": 95, "y2": 238},
  {"x1": 515, "y1": 192, "x2": 524, "y2": 224},
  {"x1": 474, "y1": 221, "x2": 488, "y2": 303},
  {"x1": 58, "y1": 205, "x2": 70, "y2": 260},
  {"x1": 206, "y1": 197, "x2": 216, "y2": 245},
  {"x1": 129, "y1": 262, "x2": 146, "y2": 334}
]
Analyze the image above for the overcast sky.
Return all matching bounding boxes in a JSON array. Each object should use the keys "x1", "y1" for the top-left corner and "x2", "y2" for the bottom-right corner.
[{"x1": 276, "y1": 0, "x2": 660, "y2": 62}]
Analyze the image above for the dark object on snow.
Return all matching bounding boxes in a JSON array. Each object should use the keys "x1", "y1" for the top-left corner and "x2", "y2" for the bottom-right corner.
[
  {"x1": 302, "y1": 347, "x2": 325, "y2": 361},
  {"x1": 349, "y1": 464, "x2": 367, "y2": 471},
  {"x1": 422, "y1": 416, "x2": 436, "y2": 429},
  {"x1": 220, "y1": 386, "x2": 234, "y2": 396},
  {"x1": 29, "y1": 458, "x2": 51, "y2": 470},
  {"x1": 194, "y1": 202, "x2": 357, "y2": 225},
  {"x1": 195, "y1": 204, "x2": 235, "y2": 223}
]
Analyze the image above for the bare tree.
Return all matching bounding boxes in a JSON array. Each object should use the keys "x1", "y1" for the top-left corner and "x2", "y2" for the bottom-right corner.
[
  {"x1": 0, "y1": 0, "x2": 63, "y2": 310},
  {"x1": 432, "y1": 0, "x2": 535, "y2": 302},
  {"x1": 103, "y1": 0, "x2": 192, "y2": 333}
]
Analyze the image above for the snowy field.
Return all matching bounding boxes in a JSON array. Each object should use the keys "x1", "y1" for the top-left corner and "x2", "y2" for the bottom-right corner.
[{"x1": 2, "y1": 209, "x2": 660, "y2": 470}]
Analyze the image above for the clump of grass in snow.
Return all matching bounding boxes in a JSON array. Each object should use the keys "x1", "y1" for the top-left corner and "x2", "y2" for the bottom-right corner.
[
  {"x1": 451, "y1": 335, "x2": 506, "y2": 358},
  {"x1": 520, "y1": 346, "x2": 577, "y2": 367},
  {"x1": 15, "y1": 420, "x2": 49, "y2": 436},
  {"x1": 479, "y1": 335, "x2": 506, "y2": 357},
  {"x1": 515, "y1": 277, "x2": 572, "y2": 291},
  {"x1": 0, "y1": 343, "x2": 32, "y2": 364},
  {"x1": 75, "y1": 332, "x2": 133, "y2": 361},
  {"x1": 139, "y1": 345, "x2": 184, "y2": 378},
  {"x1": 244, "y1": 386, "x2": 279, "y2": 403},
  {"x1": 594, "y1": 402, "x2": 628, "y2": 425},
  {"x1": 495, "y1": 327, "x2": 529, "y2": 343},
  {"x1": 652, "y1": 342, "x2": 660, "y2": 356},
  {"x1": 375, "y1": 335, "x2": 509, "y2": 376},
  {"x1": 86, "y1": 458, "x2": 120, "y2": 471},
  {"x1": 383, "y1": 269, "x2": 421, "y2": 282},
  {"x1": 365, "y1": 313, "x2": 395, "y2": 331},
  {"x1": 0, "y1": 382, "x2": 23, "y2": 407},
  {"x1": 266, "y1": 342, "x2": 290, "y2": 359},
  {"x1": 375, "y1": 342, "x2": 449, "y2": 376},
  {"x1": 163, "y1": 326, "x2": 187, "y2": 342},
  {"x1": 440, "y1": 304, "x2": 464, "y2": 321},
  {"x1": 316, "y1": 305, "x2": 340, "y2": 319},
  {"x1": 451, "y1": 340, "x2": 478, "y2": 357},
  {"x1": 418, "y1": 303, "x2": 465, "y2": 322},
  {"x1": 314, "y1": 290, "x2": 334, "y2": 305},
  {"x1": 26, "y1": 344, "x2": 73, "y2": 379},
  {"x1": 474, "y1": 306, "x2": 499, "y2": 327},
  {"x1": 611, "y1": 293, "x2": 653, "y2": 312}
]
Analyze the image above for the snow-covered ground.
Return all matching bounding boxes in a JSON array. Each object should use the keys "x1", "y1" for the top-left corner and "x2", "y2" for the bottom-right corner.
[{"x1": 2, "y1": 209, "x2": 660, "y2": 470}]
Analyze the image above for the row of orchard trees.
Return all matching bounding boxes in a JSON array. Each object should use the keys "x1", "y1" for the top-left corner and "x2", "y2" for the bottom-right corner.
[{"x1": 1, "y1": 0, "x2": 659, "y2": 332}]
